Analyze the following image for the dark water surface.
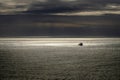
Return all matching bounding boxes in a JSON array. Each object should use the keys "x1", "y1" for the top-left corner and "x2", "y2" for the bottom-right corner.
[{"x1": 0, "y1": 38, "x2": 120, "y2": 80}]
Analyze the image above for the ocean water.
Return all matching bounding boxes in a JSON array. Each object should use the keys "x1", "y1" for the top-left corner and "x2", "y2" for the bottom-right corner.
[{"x1": 0, "y1": 38, "x2": 120, "y2": 80}]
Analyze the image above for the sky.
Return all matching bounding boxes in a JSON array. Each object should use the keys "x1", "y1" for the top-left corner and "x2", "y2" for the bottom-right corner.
[
  {"x1": 0, "y1": 0, "x2": 120, "y2": 37},
  {"x1": 0, "y1": 0, "x2": 120, "y2": 15}
]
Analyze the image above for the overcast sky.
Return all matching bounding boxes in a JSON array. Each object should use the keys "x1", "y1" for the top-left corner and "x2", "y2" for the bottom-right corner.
[
  {"x1": 0, "y1": 0, "x2": 120, "y2": 37},
  {"x1": 0, "y1": 0, "x2": 120, "y2": 15}
]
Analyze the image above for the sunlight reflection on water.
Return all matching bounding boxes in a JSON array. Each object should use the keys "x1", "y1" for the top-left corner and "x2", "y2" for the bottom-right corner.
[{"x1": 0, "y1": 38, "x2": 120, "y2": 48}]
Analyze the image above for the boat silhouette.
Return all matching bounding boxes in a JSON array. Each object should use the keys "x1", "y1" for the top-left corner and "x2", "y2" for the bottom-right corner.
[{"x1": 78, "y1": 43, "x2": 83, "y2": 46}]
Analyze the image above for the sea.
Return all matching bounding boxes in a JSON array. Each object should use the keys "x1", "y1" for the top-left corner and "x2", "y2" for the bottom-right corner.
[{"x1": 0, "y1": 38, "x2": 120, "y2": 80}]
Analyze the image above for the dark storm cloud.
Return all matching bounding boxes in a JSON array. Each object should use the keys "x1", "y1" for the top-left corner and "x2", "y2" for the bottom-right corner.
[
  {"x1": 89, "y1": 0, "x2": 120, "y2": 4},
  {"x1": 23, "y1": 0, "x2": 120, "y2": 14},
  {"x1": 0, "y1": 0, "x2": 120, "y2": 15}
]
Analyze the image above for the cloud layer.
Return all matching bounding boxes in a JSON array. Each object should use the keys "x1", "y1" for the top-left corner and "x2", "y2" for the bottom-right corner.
[
  {"x1": 0, "y1": 0, "x2": 120, "y2": 15},
  {"x1": 0, "y1": 15, "x2": 120, "y2": 37}
]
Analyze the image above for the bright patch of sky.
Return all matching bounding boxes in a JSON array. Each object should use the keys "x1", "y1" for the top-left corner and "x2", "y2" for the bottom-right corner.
[{"x1": 52, "y1": 11, "x2": 120, "y2": 16}]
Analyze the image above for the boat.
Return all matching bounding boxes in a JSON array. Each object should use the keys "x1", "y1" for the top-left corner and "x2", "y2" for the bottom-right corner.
[{"x1": 78, "y1": 43, "x2": 83, "y2": 46}]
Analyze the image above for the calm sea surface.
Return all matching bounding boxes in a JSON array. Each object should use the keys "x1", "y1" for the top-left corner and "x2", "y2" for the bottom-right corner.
[{"x1": 0, "y1": 38, "x2": 120, "y2": 80}]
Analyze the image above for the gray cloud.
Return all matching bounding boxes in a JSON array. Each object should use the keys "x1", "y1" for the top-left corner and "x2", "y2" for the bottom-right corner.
[
  {"x1": 0, "y1": 0, "x2": 120, "y2": 38},
  {"x1": 0, "y1": 0, "x2": 120, "y2": 15},
  {"x1": 24, "y1": 0, "x2": 120, "y2": 15},
  {"x1": 0, "y1": 0, "x2": 29, "y2": 14},
  {"x1": 0, "y1": 15, "x2": 120, "y2": 37}
]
